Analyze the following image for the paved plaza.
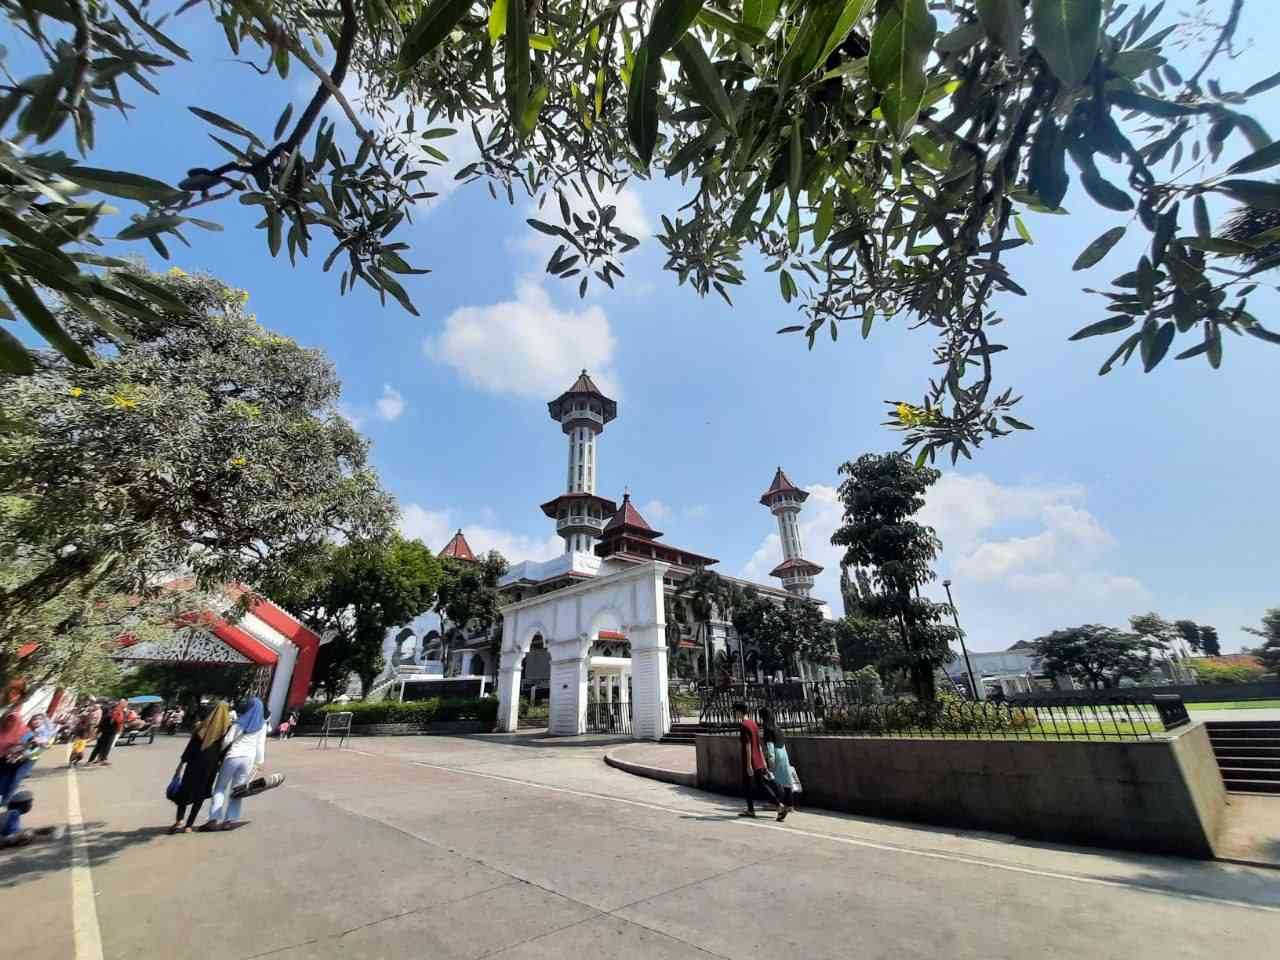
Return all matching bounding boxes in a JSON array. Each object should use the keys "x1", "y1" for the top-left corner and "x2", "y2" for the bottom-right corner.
[{"x1": 3, "y1": 732, "x2": 1279, "y2": 959}]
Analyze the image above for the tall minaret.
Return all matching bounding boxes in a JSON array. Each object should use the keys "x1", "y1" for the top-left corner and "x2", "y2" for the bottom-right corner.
[
  {"x1": 760, "y1": 467, "x2": 823, "y2": 597},
  {"x1": 539, "y1": 371, "x2": 618, "y2": 554}
]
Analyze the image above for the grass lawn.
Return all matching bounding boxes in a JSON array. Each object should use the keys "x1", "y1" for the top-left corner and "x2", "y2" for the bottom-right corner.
[{"x1": 1187, "y1": 699, "x2": 1280, "y2": 711}]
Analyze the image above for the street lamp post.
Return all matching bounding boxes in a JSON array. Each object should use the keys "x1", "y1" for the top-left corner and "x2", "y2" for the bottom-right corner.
[{"x1": 943, "y1": 579, "x2": 981, "y2": 701}]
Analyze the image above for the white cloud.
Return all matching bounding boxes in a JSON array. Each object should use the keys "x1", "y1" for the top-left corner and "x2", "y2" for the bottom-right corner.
[
  {"x1": 399, "y1": 504, "x2": 562, "y2": 563},
  {"x1": 640, "y1": 499, "x2": 672, "y2": 522},
  {"x1": 740, "y1": 474, "x2": 1149, "y2": 652},
  {"x1": 424, "y1": 276, "x2": 621, "y2": 399},
  {"x1": 376, "y1": 384, "x2": 406, "y2": 422}
]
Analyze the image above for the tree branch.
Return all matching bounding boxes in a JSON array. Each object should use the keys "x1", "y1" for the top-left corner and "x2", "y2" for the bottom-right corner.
[{"x1": 1188, "y1": 0, "x2": 1244, "y2": 88}]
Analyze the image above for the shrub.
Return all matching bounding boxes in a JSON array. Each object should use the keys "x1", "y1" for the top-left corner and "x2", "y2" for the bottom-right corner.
[
  {"x1": 296, "y1": 697, "x2": 496, "y2": 726},
  {"x1": 1191, "y1": 662, "x2": 1265, "y2": 685}
]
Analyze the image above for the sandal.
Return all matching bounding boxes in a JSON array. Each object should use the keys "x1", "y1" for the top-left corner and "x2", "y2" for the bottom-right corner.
[{"x1": 168, "y1": 823, "x2": 182, "y2": 835}]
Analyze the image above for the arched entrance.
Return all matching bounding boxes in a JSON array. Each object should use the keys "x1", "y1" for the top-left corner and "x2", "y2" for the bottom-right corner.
[{"x1": 496, "y1": 561, "x2": 670, "y2": 739}]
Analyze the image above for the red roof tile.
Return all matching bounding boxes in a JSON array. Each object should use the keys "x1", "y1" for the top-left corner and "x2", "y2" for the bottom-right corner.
[
  {"x1": 759, "y1": 467, "x2": 809, "y2": 506},
  {"x1": 439, "y1": 529, "x2": 477, "y2": 562},
  {"x1": 602, "y1": 492, "x2": 661, "y2": 539}
]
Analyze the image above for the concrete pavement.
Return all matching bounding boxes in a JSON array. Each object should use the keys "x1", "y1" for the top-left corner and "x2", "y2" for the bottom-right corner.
[{"x1": 3, "y1": 731, "x2": 1279, "y2": 959}]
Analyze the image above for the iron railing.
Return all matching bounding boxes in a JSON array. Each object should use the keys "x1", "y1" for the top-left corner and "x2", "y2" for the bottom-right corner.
[
  {"x1": 585, "y1": 699, "x2": 632, "y2": 735},
  {"x1": 697, "y1": 681, "x2": 1182, "y2": 741}
]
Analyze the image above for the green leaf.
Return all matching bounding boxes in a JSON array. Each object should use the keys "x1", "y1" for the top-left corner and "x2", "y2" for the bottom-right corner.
[
  {"x1": 0, "y1": 272, "x2": 93, "y2": 367},
  {"x1": 937, "y1": 21, "x2": 985, "y2": 53},
  {"x1": 1081, "y1": 171, "x2": 1133, "y2": 211},
  {"x1": 1141, "y1": 320, "x2": 1175, "y2": 372},
  {"x1": 1180, "y1": 236, "x2": 1257, "y2": 255},
  {"x1": 626, "y1": 47, "x2": 659, "y2": 167},
  {"x1": 0, "y1": 326, "x2": 35, "y2": 375},
  {"x1": 818, "y1": 0, "x2": 875, "y2": 66},
  {"x1": 398, "y1": 0, "x2": 476, "y2": 70},
  {"x1": 731, "y1": 178, "x2": 765, "y2": 234},
  {"x1": 68, "y1": 166, "x2": 179, "y2": 203},
  {"x1": 1072, "y1": 225, "x2": 1126, "y2": 270},
  {"x1": 977, "y1": 0, "x2": 1026, "y2": 52},
  {"x1": 695, "y1": 9, "x2": 766, "y2": 45},
  {"x1": 1028, "y1": 116, "x2": 1068, "y2": 209},
  {"x1": 868, "y1": 0, "x2": 937, "y2": 141},
  {"x1": 273, "y1": 102, "x2": 294, "y2": 141},
  {"x1": 519, "y1": 84, "x2": 548, "y2": 136},
  {"x1": 742, "y1": 0, "x2": 780, "y2": 31},
  {"x1": 1030, "y1": 0, "x2": 1101, "y2": 89},
  {"x1": 1098, "y1": 331, "x2": 1141, "y2": 374},
  {"x1": 267, "y1": 211, "x2": 282, "y2": 257},
  {"x1": 1217, "y1": 178, "x2": 1280, "y2": 209},
  {"x1": 188, "y1": 107, "x2": 262, "y2": 147},
  {"x1": 1109, "y1": 91, "x2": 1200, "y2": 118},
  {"x1": 505, "y1": 0, "x2": 531, "y2": 136},
  {"x1": 1068, "y1": 316, "x2": 1134, "y2": 340},
  {"x1": 788, "y1": 121, "x2": 803, "y2": 201},
  {"x1": 1245, "y1": 70, "x2": 1280, "y2": 99},
  {"x1": 1227, "y1": 140, "x2": 1280, "y2": 176},
  {"x1": 1193, "y1": 196, "x2": 1210, "y2": 238},
  {"x1": 673, "y1": 35, "x2": 735, "y2": 132},
  {"x1": 1014, "y1": 215, "x2": 1033, "y2": 244},
  {"x1": 646, "y1": 0, "x2": 707, "y2": 60},
  {"x1": 814, "y1": 192, "x2": 835, "y2": 247},
  {"x1": 116, "y1": 0, "x2": 192, "y2": 61},
  {"x1": 780, "y1": 0, "x2": 847, "y2": 95},
  {"x1": 489, "y1": 0, "x2": 508, "y2": 44}
]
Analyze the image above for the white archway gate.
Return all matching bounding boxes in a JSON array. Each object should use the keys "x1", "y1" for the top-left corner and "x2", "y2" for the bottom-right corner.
[{"x1": 497, "y1": 561, "x2": 670, "y2": 739}]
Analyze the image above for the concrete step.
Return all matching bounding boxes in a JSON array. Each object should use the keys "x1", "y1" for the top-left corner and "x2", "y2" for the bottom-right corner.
[
  {"x1": 1214, "y1": 754, "x2": 1280, "y2": 769},
  {"x1": 1207, "y1": 727, "x2": 1280, "y2": 740},
  {"x1": 1223, "y1": 778, "x2": 1280, "y2": 795},
  {"x1": 1210, "y1": 738, "x2": 1280, "y2": 751},
  {"x1": 659, "y1": 735, "x2": 696, "y2": 745},
  {"x1": 1218, "y1": 766, "x2": 1280, "y2": 781}
]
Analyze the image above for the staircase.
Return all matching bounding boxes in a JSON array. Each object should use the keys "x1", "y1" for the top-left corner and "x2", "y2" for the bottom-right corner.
[
  {"x1": 1207, "y1": 721, "x2": 1280, "y2": 795},
  {"x1": 661, "y1": 722, "x2": 711, "y2": 745}
]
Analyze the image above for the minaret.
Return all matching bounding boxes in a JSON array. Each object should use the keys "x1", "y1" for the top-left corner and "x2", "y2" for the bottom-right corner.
[
  {"x1": 760, "y1": 467, "x2": 823, "y2": 597},
  {"x1": 539, "y1": 371, "x2": 618, "y2": 554}
]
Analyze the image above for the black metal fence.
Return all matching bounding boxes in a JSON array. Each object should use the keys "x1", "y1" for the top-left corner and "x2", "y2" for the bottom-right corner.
[
  {"x1": 585, "y1": 699, "x2": 632, "y2": 735},
  {"x1": 698, "y1": 681, "x2": 1183, "y2": 741}
]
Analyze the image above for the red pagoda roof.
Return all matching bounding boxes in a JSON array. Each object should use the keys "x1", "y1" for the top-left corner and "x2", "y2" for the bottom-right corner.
[
  {"x1": 548, "y1": 369, "x2": 617, "y2": 424},
  {"x1": 602, "y1": 492, "x2": 661, "y2": 539},
  {"x1": 439, "y1": 529, "x2": 477, "y2": 562},
  {"x1": 769, "y1": 557, "x2": 824, "y2": 578},
  {"x1": 760, "y1": 467, "x2": 809, "y2": 506}
]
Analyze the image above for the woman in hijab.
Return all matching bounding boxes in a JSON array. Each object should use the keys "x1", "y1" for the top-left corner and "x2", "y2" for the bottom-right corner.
[
  {"x1": 759, "y1": 707, "x2": 795, "y2": 821},
  {"x1": 170, "y1": 702, "x2": 229, "y2": 834},
  {"x1": 204, "y1": 695, "x2": 266, "y2": 831}
]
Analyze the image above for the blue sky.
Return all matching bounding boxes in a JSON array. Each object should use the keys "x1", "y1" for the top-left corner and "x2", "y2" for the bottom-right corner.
[{"x1": 13, "y1": 5, "x2": 1280, "y2": 652}]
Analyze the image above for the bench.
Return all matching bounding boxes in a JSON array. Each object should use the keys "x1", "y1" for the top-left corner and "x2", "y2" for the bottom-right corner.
[{"x1": 117, "y1": 725, "x2": 156, "y2": 746}]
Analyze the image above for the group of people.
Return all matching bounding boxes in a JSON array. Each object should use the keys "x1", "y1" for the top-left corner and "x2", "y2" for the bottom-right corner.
[
  {"x1": 734, "y1": 702, "x2": 799, "y2": 821},
  {"x1": 169, "y1": 695, "x2": 268, "y2": 833}
]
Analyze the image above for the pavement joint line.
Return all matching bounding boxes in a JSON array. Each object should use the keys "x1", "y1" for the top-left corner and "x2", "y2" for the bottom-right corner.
[
  {"x1": 67, "y1": 768, "x2": 105, "y2": 960},
  {"x1": 396, "y1": 754, "x2": 1280, "y2": 915}
]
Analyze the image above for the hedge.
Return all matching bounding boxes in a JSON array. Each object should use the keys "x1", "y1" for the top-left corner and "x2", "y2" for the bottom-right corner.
[{"x1": 297, "y1": 697, "x2": 498, "y2": 726}]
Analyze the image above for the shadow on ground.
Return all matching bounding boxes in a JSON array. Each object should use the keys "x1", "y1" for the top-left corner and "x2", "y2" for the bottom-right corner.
[{"x1": 0, "y1": 820, "x2": 173, "y2": 889}]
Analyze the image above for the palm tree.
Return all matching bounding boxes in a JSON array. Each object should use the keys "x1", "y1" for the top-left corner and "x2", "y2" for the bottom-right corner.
[{"x1": 674, "y1": 567, "x2": 721, "y2": 685}]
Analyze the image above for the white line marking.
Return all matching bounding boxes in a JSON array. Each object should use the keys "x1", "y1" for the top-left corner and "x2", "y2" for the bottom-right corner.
[
  {"x1": 362, "y1": 752, "x2": 1280, "y2": 915},
  {"x1": 67, "y1": 769, "x2": 105, "y2": 960}
]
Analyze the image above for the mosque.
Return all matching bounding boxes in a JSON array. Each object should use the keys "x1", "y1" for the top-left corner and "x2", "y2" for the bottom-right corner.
[{"x1": 380, "y1": 372, "x2": 840, "y2": 728}]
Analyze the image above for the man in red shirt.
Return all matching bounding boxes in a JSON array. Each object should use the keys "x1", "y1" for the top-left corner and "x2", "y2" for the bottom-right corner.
[{"x1": 734, "y1": 702, "x2": 789, "y2": 820}]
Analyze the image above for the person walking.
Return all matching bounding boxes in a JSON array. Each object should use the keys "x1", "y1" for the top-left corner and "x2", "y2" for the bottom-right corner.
[
  {"x1": 204, "y1": 695, "x2": 266, "y2": 832},
  {"x1": 733, "y1": 702, "x2": 790, "y2": 821},
  {"x1": 170, "y1": 702, "x2": 229, "y2": 834},
  {"x1": 759, "y1": 707, "x2": 796, "y2": 816},
  {"x1": 87, "y1": 699, "x2": 126, "y2": 766}
]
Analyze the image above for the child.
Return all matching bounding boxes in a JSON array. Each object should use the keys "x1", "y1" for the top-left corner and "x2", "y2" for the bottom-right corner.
[{"x1": 68, "y1": 737, "x2": 87, "y2": 766}]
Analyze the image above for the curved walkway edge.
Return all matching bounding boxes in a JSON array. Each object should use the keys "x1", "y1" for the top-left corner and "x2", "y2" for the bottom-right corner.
[{"x1": 603, "y1": 743, "x2": 697, "y2": 788}]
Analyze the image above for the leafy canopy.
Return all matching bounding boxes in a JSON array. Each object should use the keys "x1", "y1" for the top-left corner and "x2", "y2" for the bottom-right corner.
[
  {"x1": 1031, "y1": 623, "x2": 1161, "y2": 688},
  {"x1": 0, "y1": 267, "x2": 397, "y2": 641},
  {"x1": 4, "y1": 0, "x2": 1278, "y2": 461}
]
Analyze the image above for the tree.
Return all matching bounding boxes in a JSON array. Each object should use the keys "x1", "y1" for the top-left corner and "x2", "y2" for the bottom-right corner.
[
  {"x1": 831, "y1": 452, "x2": 957, "y2": 701},
  {"x1": 731, "y1": 589, "x2": 834, "y2": 680},
  {"x1": 4, "y1": 1, "x2": 1275, "y2": 464},
  {"x1": 435, "y1": 550, "x2": 509, "y2": 676},
  {"x1": 673, "y1": 567, "x2": 742, "y2": 682},
  {"x1": 1244, "y1": 608, "x2": 1280, "y2": 672},
  {"x1": 1129, "y1": 612, "x2": 1180, "y2": 657},
  {"x1": 1199, "y1": 625, "x2": 1222, "y2": 657},
  {"x1": 277, "y1": 536, "x2": 444, "y2": 696},
  {"x1": 1032, "y1": 625, "x2": 1162, "y2": 689},
  {"x1": 1174, "y1": 619, "x2": 1205, "y2": 656},
  {"x1": 0, "y1": 267, "x2": 396, "y2": 658},
  {"x1": 833, "y1": 613, "x2": 893, "y2": 675}
]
